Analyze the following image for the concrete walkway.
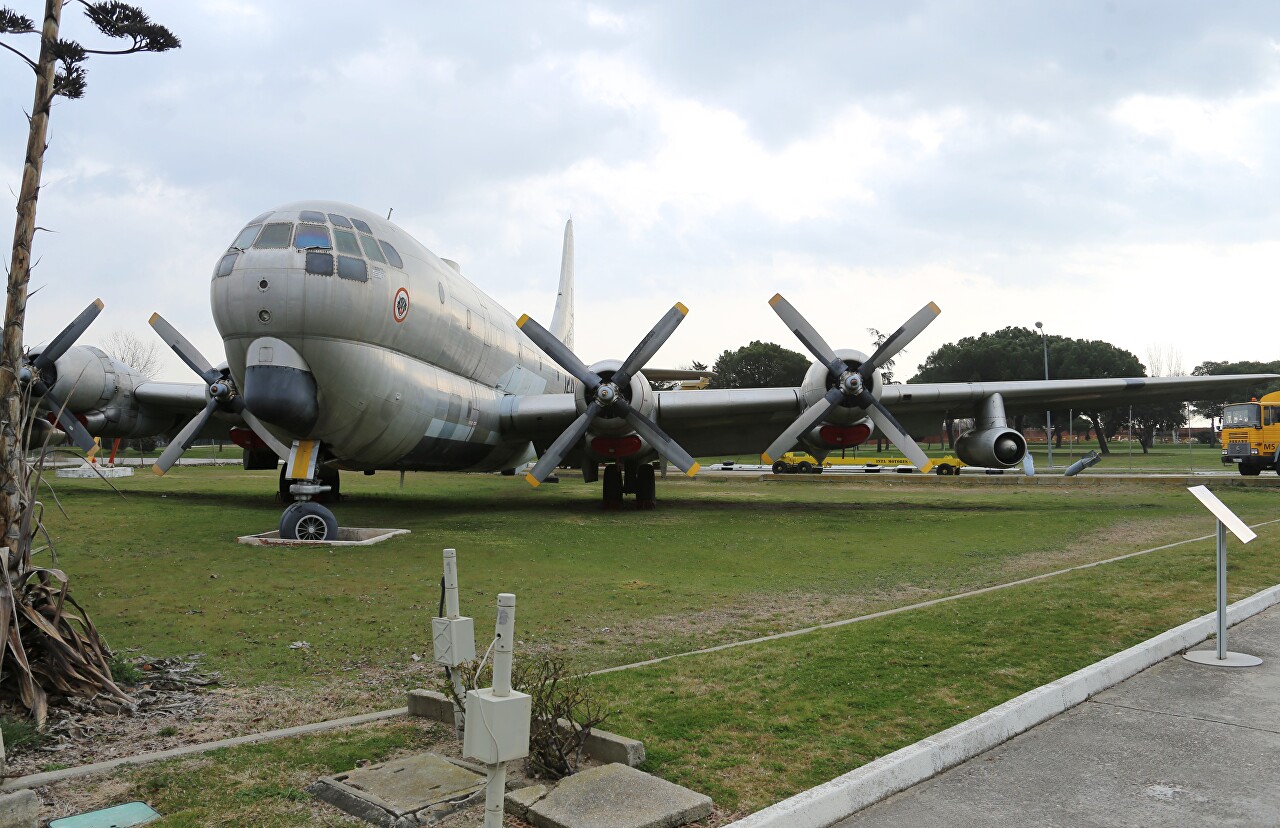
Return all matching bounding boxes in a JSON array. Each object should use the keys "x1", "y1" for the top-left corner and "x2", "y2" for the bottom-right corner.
[{"x1": 838, "y1": 605, "x2": 1280, "y2": 828}]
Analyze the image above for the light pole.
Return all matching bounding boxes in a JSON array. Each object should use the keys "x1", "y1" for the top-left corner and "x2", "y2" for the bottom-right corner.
[{"x1": 1035, "y1": 322, "x2": 1052, "y2": 469}]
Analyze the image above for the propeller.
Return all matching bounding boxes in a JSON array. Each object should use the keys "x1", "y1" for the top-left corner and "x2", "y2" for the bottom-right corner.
[
  {"x1": 17, "y1": 299, "x2": 104, "y2": 452},
  {"x1": 763, "y1": 295, "x2": 941, "y2": 472},
  {"x1": 516, "y1": 303, "x2": 700, "y2": 486},
  {"x1": 148, "y1": 313, "x2": 289, "y2": 474}
]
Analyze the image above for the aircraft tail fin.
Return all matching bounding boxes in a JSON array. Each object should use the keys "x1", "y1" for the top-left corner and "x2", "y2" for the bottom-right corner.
[{"x1": 549, "y1": 218, "x2": 574, "y2": 352}]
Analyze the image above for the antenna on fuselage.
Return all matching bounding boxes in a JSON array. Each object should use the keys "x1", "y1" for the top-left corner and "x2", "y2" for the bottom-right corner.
[{"x1": 387, "y1": 207, "x2": 394, "y2": 220}]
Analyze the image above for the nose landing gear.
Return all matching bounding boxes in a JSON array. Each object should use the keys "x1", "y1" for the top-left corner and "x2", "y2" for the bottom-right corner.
[{"x1": 278, "y1": 439, "x2": 339, "y2": 541}]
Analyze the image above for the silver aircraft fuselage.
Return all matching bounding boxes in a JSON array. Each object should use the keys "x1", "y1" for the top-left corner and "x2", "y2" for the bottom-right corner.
[{"x1": 212, "y1": 201, "x2": 571, "y2": 471}]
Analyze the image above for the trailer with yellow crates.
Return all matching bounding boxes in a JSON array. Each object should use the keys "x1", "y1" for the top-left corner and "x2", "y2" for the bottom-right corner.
[{"x1": 770, "y1": 452, "x2": 967, "y2": 475}]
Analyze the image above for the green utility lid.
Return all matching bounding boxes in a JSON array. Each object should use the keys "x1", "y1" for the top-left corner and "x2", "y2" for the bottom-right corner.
[{"x1": 49, "y1": 801, "x2": 160, "y2": 828}]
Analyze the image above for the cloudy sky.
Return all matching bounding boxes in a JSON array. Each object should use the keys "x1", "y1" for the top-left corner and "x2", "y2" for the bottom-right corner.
[{"x1": 3, "y1": 1, "x2": 1279, "y2": 383}]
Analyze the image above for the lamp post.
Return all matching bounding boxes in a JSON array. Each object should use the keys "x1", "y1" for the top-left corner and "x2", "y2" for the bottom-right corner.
[{"x1": 1035, "y1": 322, "x2": 1052, "y2": 469}]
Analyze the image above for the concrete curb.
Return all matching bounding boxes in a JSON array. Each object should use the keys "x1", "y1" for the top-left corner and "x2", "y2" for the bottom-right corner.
[{"x1": 725, "y1": 583, "x2": 1280, "y2": 828}]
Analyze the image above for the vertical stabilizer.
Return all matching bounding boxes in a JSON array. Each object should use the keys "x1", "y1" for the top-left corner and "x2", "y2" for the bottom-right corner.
[{"x1": 549, "y1": 219, "x2": 574, "y2": 352}]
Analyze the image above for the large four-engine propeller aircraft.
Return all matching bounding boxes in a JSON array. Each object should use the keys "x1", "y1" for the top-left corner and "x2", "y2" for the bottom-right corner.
[{"x1": 21, "y1": 200, "x2": 1275, "y2": 541}]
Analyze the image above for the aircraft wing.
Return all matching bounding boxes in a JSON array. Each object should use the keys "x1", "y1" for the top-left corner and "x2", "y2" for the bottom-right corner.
[{"x1": 505, "y1": 373, "x2": 1277, "y2": 460}]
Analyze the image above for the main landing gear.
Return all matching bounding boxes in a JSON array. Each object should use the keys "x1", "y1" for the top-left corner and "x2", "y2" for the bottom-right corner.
[{"x1": 602, "y1": 461, "x2": 658, "y2": 510}]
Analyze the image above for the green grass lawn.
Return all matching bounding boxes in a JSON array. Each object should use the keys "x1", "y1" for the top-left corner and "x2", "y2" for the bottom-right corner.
[{"x1": 23, "y1": 465, "x2": 1280, "y2": 822}]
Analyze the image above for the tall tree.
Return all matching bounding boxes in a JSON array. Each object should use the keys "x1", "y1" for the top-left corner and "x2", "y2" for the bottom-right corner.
[
  {"x1": 103, "y1": 329, "x2": 161, "y2": 379},
  {"x1": 710, "y1": 341, "x2": 810, "y2": 388},
  {"x1": 1190, "y1": 360, "x2": 1280, "y2": 421},
  {"x1": 0, "y1": 0, "x2": 177, "y2": 731}
]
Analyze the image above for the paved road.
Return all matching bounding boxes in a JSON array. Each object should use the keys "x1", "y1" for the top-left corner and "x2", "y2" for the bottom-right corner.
[{"x1": 838, "y1": 605, "x2": 1280, "y2": 827}]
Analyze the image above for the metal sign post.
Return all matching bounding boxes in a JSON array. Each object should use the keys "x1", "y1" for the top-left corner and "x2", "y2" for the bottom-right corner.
[{"x1": 1183, "y1": 486, "x2": 1263, "y2": 667}]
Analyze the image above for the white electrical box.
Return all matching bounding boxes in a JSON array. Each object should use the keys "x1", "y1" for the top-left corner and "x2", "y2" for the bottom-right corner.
[
  {"x1": 431, "y1": 616, "x2": 475, "y2": 667},
  {"x1": 462, "y1": 687, "x2": 531, "y2": 764}
]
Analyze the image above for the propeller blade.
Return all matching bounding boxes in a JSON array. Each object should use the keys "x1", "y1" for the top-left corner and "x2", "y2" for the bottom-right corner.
[
  {"x1": 860, "y1": 394, "x2": 933, "y2": 473},
  {"x1": 761, "y1": 386, "x2": 843, "y2": 464},
  {"x1": 149, "y1": 312, "x2": 221, "y2": 384},
  {"x1": 613, "y1": 398, "x2": 699, "y2": 476},
  {"x1": 517, "y1": 314, "x2": 599, "y2": 391},
  {"x1": 860, "y1": 302, "x2": 941, "y2": 379},
  {"x1": 769, "y1": 294, "x2": 848, "y2": 376},
  {"x1": 33, "y1": 298, "x2": 103, "y2": 372},
  {"x1": 613, "y1": 303, "x2": 688, "y2": 388},
  {"x1": 525, "y1": 401, "x2": 600, "y2": 487},
  {"x1": 239, "y1": 407, "x2": 291, "y2": 460},
  {"x1": 39, "y1": 386, "x2": 96, "y2": 452},
  {"x1": 152, "y1": 397, "x2": 218, "y2": 475}
]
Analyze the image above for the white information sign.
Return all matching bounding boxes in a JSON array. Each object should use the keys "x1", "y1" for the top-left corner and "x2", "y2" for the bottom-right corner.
[{"x1": 1187, "y1": 486, "x2": 1257, "y2": 543}]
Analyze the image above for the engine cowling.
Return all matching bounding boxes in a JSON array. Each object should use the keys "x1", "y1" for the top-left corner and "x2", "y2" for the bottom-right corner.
[
  {"x1": 41, "y1": 345, "x2": 170, "y2": 438},
  {"x1": 955, "y1": 427, "x2": 1027, "y2": 469},
  {"x1": 576, "y1": 359, "x2": 654, "y2": 437}
]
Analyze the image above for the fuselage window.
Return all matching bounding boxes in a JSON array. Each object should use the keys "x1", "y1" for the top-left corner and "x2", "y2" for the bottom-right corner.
[
  {"x1": 328, "y1": 213, "x2": 352, "y2": 228},
  {"x1": 360, "y1": 234, "x2": 388, "y2": 264},
  {"x1": 253, "y1": 222, "x2": 294, "y2": 249},
  {"x1": 306, "y1": 251, "x2": 334, "y2": 276},
  {"x1": 336, "y1": 255, "x2": 368, "y2": 282},
  {"x1": 334, "y1": 229, "x2": 361, "y2": 256},
  {"x1": 299, "y1": 210, "x2": 326, "y2": 223},
  {"x1": 231, "y1": 225, "x2": 261, "y2": 250},
  {"x1": 379, "y1": 240, "x2": 404, "y2": 268},
  {"x1": 294, "y1": 224, "x2": 331, "y2": 249},
  {"x1": 351, "y1": 218, "x2": 373, "y2": 235},
  {"x1": 215, "y1": 252, "x2": 238, "y2": 277}
]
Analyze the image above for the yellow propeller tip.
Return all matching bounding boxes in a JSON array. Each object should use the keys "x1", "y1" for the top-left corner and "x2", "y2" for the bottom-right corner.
[
  {"x1": 921, "y1": 461, "x2": 936, "y2": 474},
  {"x1": 768, "y1": 294, "x2": 783, "y2": 306},
  {"x1": 516, "y1": 314, "x2": 530, "y2": 328},
  {"x1": 93, "y1": 298, "x2": 104, "y2": 310},
  {"x1": 148, "y1": 312, "x2": 160, "y2": 324},
  {"x1": 687, "y1": 462, "x2": 700, "y2": 477},
  {"x1": 675, "y1": 302, "x2": 688, "y2": 315},
  {"x1": 524, "y1": 473, "x2": 541, "y2": 488},
  {"x1": 151, "y1": 465, "x2": 166, "y2": 476},
  {"x1": 761, "y1": 453, "x2": 773, "y2": 464},
  {"x1": 928, "y1": 301, "x2": 941, "y2": 314}
]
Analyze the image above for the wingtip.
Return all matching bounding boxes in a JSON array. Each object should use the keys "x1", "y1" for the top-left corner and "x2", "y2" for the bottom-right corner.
[
  {"x1": 687, "y1": 462, "x2": 700, "y2": 477},
  {"x1": 517, "y1": 314, "x2": 530, "y2": 328},
  {"x1": 524, "y1": 472, "x2": 541, "y2": 488}
]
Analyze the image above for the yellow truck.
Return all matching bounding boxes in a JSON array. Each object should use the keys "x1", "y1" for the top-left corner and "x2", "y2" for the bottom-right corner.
[
  {"x1": 771, "y1": 452, "x2": 966, "y2": 475},
  {"x1": 1220, "y1": 391, "x2": 1280, "y2": 476}
]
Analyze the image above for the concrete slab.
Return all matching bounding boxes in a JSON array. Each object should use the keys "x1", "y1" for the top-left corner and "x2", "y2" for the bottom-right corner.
[
  {"x1": 55, "y1": 465, "x2": 133, "y2": 479},
  {"x1": 237, "y1": 528, "x2": 409, "y2": 547},
  {"x1": 0, "y1": 790, "x2": 37, "y2": 828},
  {"x1": 524, "y1": 763, "x2": 712, "y2": 828},
  {"x1": 505, "y1": 784, "x2": 551, "y2": 820},
  {"x1": 308, "y1": 752, "x2": 484, "y2": 827},
  {"x1": 837, "y1": 605, "x2": 1280, "y2": 828}
]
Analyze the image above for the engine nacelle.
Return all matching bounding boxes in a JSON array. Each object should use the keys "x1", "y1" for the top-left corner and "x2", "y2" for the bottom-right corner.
[
  {"x1": 955, "y1": 427, "x2": 1027, "y2": 469},
  {"x1": 39, "y1": 345, "x2": 170, "y2": 438},
  {"x1": 576, "y1": 359, "x2": 654, "y2": 438}
]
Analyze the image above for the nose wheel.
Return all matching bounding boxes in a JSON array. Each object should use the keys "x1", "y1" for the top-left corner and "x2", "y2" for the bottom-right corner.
[{"x1": 280, "y1": 501, "x2": 338, "y2": 541}]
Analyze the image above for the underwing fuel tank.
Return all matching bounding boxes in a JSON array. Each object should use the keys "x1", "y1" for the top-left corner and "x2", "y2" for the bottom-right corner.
[{"x1": 241, "y1": 336, "x2": 319, "y2": 435}]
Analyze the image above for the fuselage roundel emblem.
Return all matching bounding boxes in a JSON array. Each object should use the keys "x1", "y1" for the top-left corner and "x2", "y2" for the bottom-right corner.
[{"x1": 393, "y1": 287, "x2": 410, "y2": 323}]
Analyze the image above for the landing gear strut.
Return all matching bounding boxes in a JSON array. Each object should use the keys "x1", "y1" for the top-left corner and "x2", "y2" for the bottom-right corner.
[
  {"x1": 601, "y1": 461, "x2": 658, "y2": 510},
  {"x1": 277, "y1": 439, "x2": 339, "y2": 541}
]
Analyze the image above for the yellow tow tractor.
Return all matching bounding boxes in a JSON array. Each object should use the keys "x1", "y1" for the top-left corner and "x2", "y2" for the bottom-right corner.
[
  {"x1": 770, "y1": 452, "x2": 966, "y2": 475},
  {"x1": 1220, "y1": 391, "x2": 1280, "y2": 476}
]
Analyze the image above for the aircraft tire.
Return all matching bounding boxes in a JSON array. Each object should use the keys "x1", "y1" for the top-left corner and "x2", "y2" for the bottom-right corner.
[
  {"x1": 635, "y1": 463, "x2": 657, "y2": 508},
  {"x1": 602, "y1": 464, "x2": 623, "y2": 509},
  {"x1": 280, "y1": 501, "x2": 338, "y2": 541}
]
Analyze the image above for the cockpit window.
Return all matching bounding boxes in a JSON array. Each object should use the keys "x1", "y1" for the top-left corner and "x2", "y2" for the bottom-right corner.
[
  {"x1": 305, "y1": 251, "x2": 334, "y2": 276},
  {"x1": 336, "y1": 255, "x2": 368, "y2": 282},
  {"x1": 1224, "y1": 403, "x2": 1261, "y2": 428},
  {"x1": 294, "y1": 224, "x2": 331, "y2": 249},
  {"x1": 334, "y1": 228, "x2": 361, "y2": 256},
  {"x1": 299, "y1": 210, "x2": 326, "y2": 223},
  {"x1": 328, "y1": 213, "x2": 352, "y2": 228},
  {"x1": 215, "y1": 252, "x2": 238, "y2": 277},
  {"x1": 253, "y1": 222, "x2": 294, "y2": 249},
  {"x1": 231, "y1": 225, "x2": 261, "y2": 250},
  {"x1": 379, "y1": 240, "x2": 404, "y2": 268},
  {"x1": 351, "y1": 218, "x2": 373, "y2": 235},
  {"x1": 359, "y1": 234, "x2": 387, "y2": 263}
]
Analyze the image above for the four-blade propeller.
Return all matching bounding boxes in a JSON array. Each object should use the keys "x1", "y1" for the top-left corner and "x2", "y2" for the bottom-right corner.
[
  {"x1": 148, "y1": 312, "x2": 288, "y2": 474},
  {"x1": 763, "y1": 295, "x2": 941, "y2": 472},
  {"x1": 17, "y1": 299, "x2": 103, "y2": 452},
  {"x1": 517, "y1": 303, "x2": 700, "y2": 486}
]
